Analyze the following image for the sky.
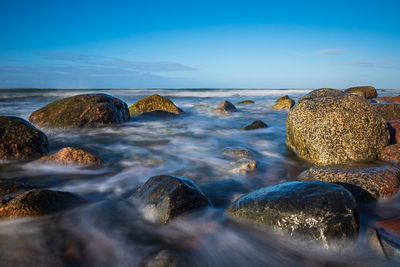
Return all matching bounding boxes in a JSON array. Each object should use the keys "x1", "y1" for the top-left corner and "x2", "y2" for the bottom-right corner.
[{"x1": 0, "y1": 0, "x2": 399, "y2": 89}]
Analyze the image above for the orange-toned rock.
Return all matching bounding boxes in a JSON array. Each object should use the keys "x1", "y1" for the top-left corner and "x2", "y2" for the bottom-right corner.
[
  {"x1": 40, "y1": 147, "x2": 103, "y2": 166},
  {"x1": 376, "y1": 218, "x2": 400, "y2": 237},
  {"x1": 214, "y1": 101, "x2": 237, "y2": 114},
  {"x1": 388, "y1": 120, "x2": 400, "y2": 144},
  {"x1": 371, "y1": 103, "x2": 400, "y2": 121},
  {"x1": 379, "y1": 144, "x2": 400, "y2": 163},
  {"x1": 383, "y1": 95, "x2": 400, "y2": 103}
]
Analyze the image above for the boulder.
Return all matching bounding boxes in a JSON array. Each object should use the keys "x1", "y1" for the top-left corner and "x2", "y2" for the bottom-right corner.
[
  {"x1": 28, "y1": 94, "x2": 130, "y2": 128},
  {"x1": 344, "y1": 86, "x2": 377, "y2": 99},
  {"x1": 298, "y1": 166, "x2": 400, "y2": 202},
  {"x1": 129, "y1": 94, "x2": 183, "y2": 117},
  {"x1": 286, "y1": 89, "x2": 389, "y2": 165},
  {"x1": 271, "y1": 97, "x2": 295, "y2": 110},
  {"x1": 214, "y1": 101, "x2": 237, "y2": 114},
  {"x1": 276, "y1": 95, "x2": 290, "y2": 102},
  {"x1": 0, "y1": 180, "x2": 83, "y2": 219},
  {"x1": 0, "y1": 116, "x2": 48, "y2": 160},
  {"x1": 371, "y1": 103, "x2": 400, "y2": 121},
  {"x1": 226, "y1": 181, "x2": 359, "y2": 247},
  {"x1": 236, "y1": 100, "x2": 254, "y2": 105},
  {"x1": 241, "y1": 120, "x2": 268, "y2": 131},
  {"x1": 379, "y1": 144, "x2": 400, "y2": 164},
  {"x1": 39, "y1": 147, "x2": 103, "y2": 166},
  {"x1": 387, "y1": 120, "x2": 400, "y2": 144},
  {"x1": 131, "y1": 175, "x2": 211, "y2": 224},
  {"x1": 372, "y1": 218, "x2": 400, "y2": 259},
  {"x1": 383, "y1": 95, "x2": 400, "y2": 103}
]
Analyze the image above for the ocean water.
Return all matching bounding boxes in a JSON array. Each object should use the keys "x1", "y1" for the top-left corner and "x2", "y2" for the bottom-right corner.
[{"x1": 0, "y1": 88, "x2": 400, "y2": 266}]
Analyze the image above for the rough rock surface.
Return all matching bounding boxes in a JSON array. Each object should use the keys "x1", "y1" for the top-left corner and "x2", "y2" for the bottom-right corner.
[
  {"x1": 0, "y1": 116, "x2": 48, "y2": 160},
  {"x1": 371, "y1": 103, "x2": 400, "y2": 121},
  {"x1": 129, "y1": 94, "x2": 183, "y2": 117},
  {"x1": 214, "y1": 101, "x2": 237, "y2": 114},
  {"x1": 131, "y1": 175, "x2": 211, "y2": 224},
  {"x1": 344, "y1": 86, "x2": 377, "y2": 99},
  {"x1": 28, "y1": 94, "x2": 130, "y2": 128},
  {"x1": 298, "y1": 166, "x2": 400, "y2": 202},
  {"x1": 271, "y1": 97, "x2": 295, "y2": 110},
  {"x1": 39, "y1": 147, "x2": 103, "y2": 166},
  {"x1": 379, "y1": 144, "x2": 400, "y2": 164},
  {"x1": 226, "y1": 181, "x2": 359, "y2": 247},
  {"x1": 0, "y1": 180, "x2": 83, "y2": 219},
  {"x1": 286, "y1": 89, "x2": 389, "y2": 165},
  {"x1": 388, "y1": 120, "x2": 400, "y2": 144},
  {"x1": 241, "y1": 120, "x2": 268, "y2": 131},
  {"x1": 383, "y1": 95, "x2": 400, "y2": 103},
  {"x1": 236, "y1": 100, "x2": 254, "y2": 105}
]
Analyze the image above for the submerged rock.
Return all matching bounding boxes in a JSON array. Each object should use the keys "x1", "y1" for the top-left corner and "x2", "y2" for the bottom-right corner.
[
  {"x1": 241, "y1": 120, "x2": 268, "y2": 131},
  {"x1": 222, "y1": 147, "x2": 254, "y2": 159},
  {"x1": 231, "y1": 159, "x2": 257, "y2": 174},
  {"x1": 39, "y1": 147, "x2": 103, "y2": 166},
  {"x1": 344, "y1": 86, "x2": 377, "y2": 99},
  {"x1": 298, "y1": 166, "x2": 400, "y2": 202},
  {"x1": 0, "y1": 180, "x2": 83, "y2": 219},
  {"x1": 214, "y1": 101, "x2": 237, "y2": 114},
  {"x1": 226, "y1": 181, "x2": 359, "y2": 247},
  {"x1": 236, "y1": 100, "x2": 254, "y2": 105},
  {"x1": 131, "y1": 175, "x2": 211, "y2": 225},
  {"x1": 371, "y1": 103, "x2": 400, "y2": 121},
  {"x1": 286, "y1": 89, "x2": 389, "y2": 165},
  {"x1": 379, "y1": 144, "x2": 400, "y2": 164},
  {"x1": 28, "y1": 94, "x2": 130, "y2": 128},
  {"x1": 129, "y1": 94, "x2": 183, "y2": 117},
  {"x1": 0, "y1": 116, "x2": 48, "y2": 160}
]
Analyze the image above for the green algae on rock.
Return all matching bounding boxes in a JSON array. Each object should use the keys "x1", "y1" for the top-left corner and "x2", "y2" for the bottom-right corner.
[
  {"x1": 271, "y1": 97, "x2": 295, "y2": 110},
  {"x1": 226, "y1": 181, "x2": 359, "y2": 247},
  {"x1": 129, "y1": 94, "x2": 183, "y2": 117},
  {"x1": 286, "y1": 89, "x2": 389, "y2": 165},
  {"x1": 39, "y1": 147, "x2": 103, "y2": 167},
  {"x1": 28, "y1": 94, "x2": 130, "y2": 128},
  {"x1": 298, "y1": 166, "x2": 400, "y2": 202},
  {"x1": 131, "y1": 175, "x2": 211, "y2": 225},
  {"x1": 345, "y1": 86, "x2": 377, "y2": 99},
  {"x1": 236, "y1": 100, "x2": 254, "y2": 105},
  {"x1": 241, "y1": 120, "x2": 268, "y2": 131},
  {"x1": 0, "y1": 116, "x2": 48, "y2": 160}
]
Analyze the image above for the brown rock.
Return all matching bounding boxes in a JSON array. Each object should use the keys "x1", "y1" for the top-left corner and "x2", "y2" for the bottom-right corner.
[
  {"x1": 344, "y1": 86, "x2": 377, "y2": 99},
  {"x1": 39, "y1": 147, "x2": 103, "y2": 166},
  {"x1": 0, "y1": 116, "x2": 48, "y2": 160},
  {"x1": 298, "y1": 166, "x2": 400, "y2": 202},
  {"x1": 129, "y1": 94, "x2": 183, "y2": 117},
  {"x1": 241, "y1": 120, "x2": 268, "y2": 131},
  {"x1": 379, "y1": 144, "x2": 400, "y2": 163},
  {"x1": 388, "y1": 120, "x2": 400, "y2": 144},
  {"x1": 371, "y1": 103, "x2": 400, "y2": 121},
  {"x1": 383, "y1": 95, "x2": 400, "y2": 103},
  {"x1": 214, "y1": 101, "x2": 237, "y2": 114}
]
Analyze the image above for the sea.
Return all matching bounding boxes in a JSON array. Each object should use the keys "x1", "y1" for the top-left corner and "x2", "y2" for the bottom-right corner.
[{"x1": 0, "y1": 88, "x2": 399, "y2": 266}]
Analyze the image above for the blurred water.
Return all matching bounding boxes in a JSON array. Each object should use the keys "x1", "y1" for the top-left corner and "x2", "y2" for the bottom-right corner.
[{"x1": 0, "y1": 88, "x2": 400, "y2": 266}]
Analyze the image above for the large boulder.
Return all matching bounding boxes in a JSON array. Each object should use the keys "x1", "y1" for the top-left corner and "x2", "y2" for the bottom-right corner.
[
  {"x1": 298, "y1": 166, "x2": 400, "y2": 202},
  {"x1": 371, "y1": 103, "x2": 400, "y2": 121},
  {"x1": 226, "y1": 181, "x2": 359, "y2": 246},
  {"x1": 39, "y1": 147, "x2": 103, "y2": 166},
  {"x1": 28, "y1": 94, "x2": 130, "y2": 128},
  {"x1": 0, "y1": 116, "x2": 48, "y2": 160},
  {"x1": 0, "y1": 180, "x2": 83, "y2": 219},
  {"x1": 286, "y1": 89, "x2": 389, "y2": 165},
  {"x1": 129, "y1": 94, "x2": 183, "y2": 117},
  {"x1": 214, "y1": 101, "x2": 237, "y2": 114},
  {"x1": 344, "y1": 86, "x2": 377, "y2": 99},
  {"x1": 130, "y1": 175, "x2": 211, "y2": 225}
]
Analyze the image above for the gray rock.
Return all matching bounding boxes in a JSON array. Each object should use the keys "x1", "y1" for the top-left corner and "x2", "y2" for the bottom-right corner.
[{"x1": 226, "y1": 181, "x2": 359, "y2": 247}]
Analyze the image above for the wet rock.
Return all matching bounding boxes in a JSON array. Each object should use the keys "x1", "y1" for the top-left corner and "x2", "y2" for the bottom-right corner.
[
  {"x1": 276, "y1": 95, "x2": 290, "y2": 102},
  {"x1": 298, "y1": 166, "x2": 400, "y2": 202},
  {"x1": 379, "y1": 144, "x2": 400, "y2": 164},
  {"x1": 231, "y1": 158, "x2": 257, "y2": 174},
  {"x1": 344, "y1": 86, "x2": 377, "y2": 99},
  {"x1": 383, "y1": 95, "x2": 400, "y2": 103},
  {"x1": 286, "y1": 89, "x2": 389, "y2": 165},
  {"x1": 28, "y1": 94, "x2": 130, "y2": 128},
  {"x1": 236, "y1": 100, "x2": 254, "y2": 105},
  {"x1": 271, "y1": 96, "x2": 295, "y2": 110},
  {"x1": 226, "y1": 181, "x2": 359, "y2": 247},
  {"x1": 0, "y1": 181, "x2": 83, "y2": 219},
  {"x1": 131, "y1": 175, "x2": 211, "y2": 225},
  {"x1": 372, "y1": 218, "x2": 400, "y2": 259},
  {"x1": 371, "y1": 103, "x2": 400, "y2": 121},
  {"x1": 214, "y1": 101, "x2": 237, "y2": 114},
  {"x1": 241, "y1": 120, "x2": 268, "y2": 131},
  {"x1": 193, "y1": 104, "x2": 209, "y2": 108},
  {"x1": 0, "y1": 116, "x2": 48, "y2": 160},
  {"x1": 144, "y1": 250, "x2": 177, "y2": 267},
  {"x1": 222, "y1": 147, "x2": 254, "y2": 159},
  {"x1": 39, "y1": 147, "x2": 103, "y2": 167},
  {"x1": 129, "y1": 94, "x2": 183, "y2": 117},
  {"x1": 387, "y1": 120, "x2": 400, "y2": 144},
  {"x1": 374, "y1": 98, "x2": 389, "y2": 103}
]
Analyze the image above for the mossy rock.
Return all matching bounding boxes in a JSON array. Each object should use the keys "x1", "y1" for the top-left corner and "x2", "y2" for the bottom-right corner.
[
  {"x1": 129, "y1": 94, "x2": 183, "y2": 117},
  {"x1": 276, "y1": 95, "x2": 289, "y2": 102},
  {"x1": 0, "y1": 116, "x2": 48, "y2": 160},
  {"x1": 28, "y1": 94, "x2": 130, "y2": 128},
  {"x1": 345, "y1": 86, "x2": 377, "y2": 99},
  {"x1": 236, "y1": 100, "x2": 254, "y2": 105},
  {"x1": 39, "y1": 147, "x2": 103, "y2": 167},
  {"x1": 241, "y1": 120, "x2": 268, "y2": 131},
  {"x1": 193, "y1": 104, "x2": 209, "y2": 108},
  {"x1": 286, "y1": 89, "x2": 389, "y2": 165}
]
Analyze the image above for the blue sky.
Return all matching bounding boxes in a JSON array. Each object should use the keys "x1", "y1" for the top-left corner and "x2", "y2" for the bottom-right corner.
[{"x1": 0, "y1": 0, "x2": 399, "y2": 89}]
